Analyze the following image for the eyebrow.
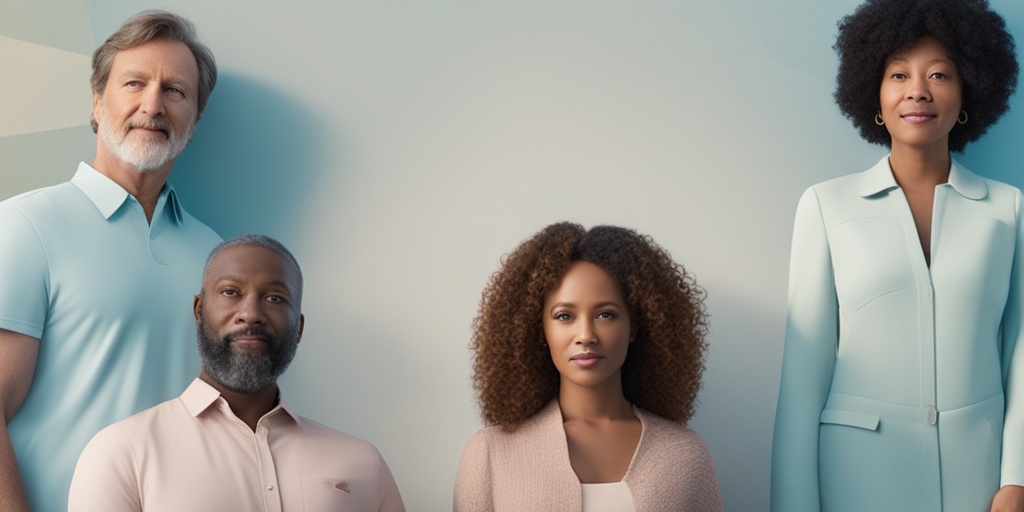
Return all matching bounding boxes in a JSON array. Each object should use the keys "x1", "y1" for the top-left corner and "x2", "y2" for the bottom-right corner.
[
  {"x1": 114, "y1": 68, "x2": 191, "y2": 88},
  {"x1": 548, "y1": 300, "x2": 625, "y2": 311},
  {"x1": 212, "y1": 276, "x2": 295, "y2": 293},
  {"x1": 886, "y1": 57, "x2": 952, "y2": 65}
]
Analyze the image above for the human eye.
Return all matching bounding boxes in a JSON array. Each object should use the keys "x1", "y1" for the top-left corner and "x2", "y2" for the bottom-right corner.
[
  {"x1": 266, "y1": 294, "x2": 287, "y2": 304},
  {"x1": 553, "y1": 311, "x2": 572, "y2": 321},
  {"x1": 219, "y1": 288, "x2": 239, "y2": 297},
  {"x1": 929, "y1": 71, "x2": 948, "y2": 80},
  {"x1": 596, "y1": 311, "x2": 617, "y2": 320},
  {"x1": 126, "y1": 80, "x2": 142, "y2": 88},
  {"x1": 890, "y1": 72, "x2": 907, "y2": 80},
  {"x1": 165, "y1": 86, "x2": 185, "y2": 96}
]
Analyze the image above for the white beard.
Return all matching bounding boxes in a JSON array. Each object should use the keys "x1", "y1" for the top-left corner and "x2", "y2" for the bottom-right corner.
[{"x1": 97, "y1": 104, "x2": 192, "y2": 173}]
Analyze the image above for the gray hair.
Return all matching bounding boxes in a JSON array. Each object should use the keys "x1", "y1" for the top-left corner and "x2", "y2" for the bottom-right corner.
[
  {"x1": 204, "y1": 234, "x2": 304, "y2": 299},
  {"x1": 90, "y1": 10, "x2": 217, "y2": 132}
]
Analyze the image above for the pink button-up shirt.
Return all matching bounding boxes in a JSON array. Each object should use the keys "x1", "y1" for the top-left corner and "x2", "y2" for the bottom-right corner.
[{"x1": 69, "y1": 379, "x2": 405, "y2": 512}]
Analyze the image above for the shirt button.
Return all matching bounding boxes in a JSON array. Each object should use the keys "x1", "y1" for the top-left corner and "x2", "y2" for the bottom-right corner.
[{"x1": 267, "y1": 485, "x2": 275, "y2": 492}]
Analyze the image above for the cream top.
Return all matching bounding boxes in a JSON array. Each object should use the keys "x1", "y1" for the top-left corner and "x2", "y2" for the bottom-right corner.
[{"x1": 582, "y1": 481, "x2": 636, "y2": 512}]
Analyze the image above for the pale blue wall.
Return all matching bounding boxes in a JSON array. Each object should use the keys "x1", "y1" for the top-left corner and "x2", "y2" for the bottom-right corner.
[{"x1": 4, "y1": 1, "x2": 1024, "y2": 510}]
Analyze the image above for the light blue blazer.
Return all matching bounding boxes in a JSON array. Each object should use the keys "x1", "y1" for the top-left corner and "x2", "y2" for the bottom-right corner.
[{"x1": 771, "y1": 157, "x2": 1024, "y2": 511}]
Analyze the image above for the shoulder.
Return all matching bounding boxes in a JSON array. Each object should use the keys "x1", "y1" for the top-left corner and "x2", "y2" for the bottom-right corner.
[
  {"x1": 802, "y1": 156, "x2": 893, "y2": 202},
  {"x1": 460, "y1": 424, "x2": 523, "y2": 459},
  {"x1": 1, "y1": 181, "x2": 77, "y2": 207},
  {"x1": 457, "y1": 406, "x2": 562, "y2": 470},
  {"x1": 176, "y1": 205, "x2": 222, "y2": 245},
  {"x1": 78, "y1": 403, "x2": 167, "y2": 465},
  {"x1": 801, "y1": 172, "x2": 869, "y2": 210},
  {"x1": 295, "y1": 415, "x2": 374, "y2": 445},
  {"x1": 635, "y1": 409, "x2": 712, "y2": 459},
  {"x1": 0, "y1": 181, "x2": 80, "y2": 231},
  {"x1": 977, "y1": 175, "x2": 1023, "y2": 202},
  {"x1": 949, "y1": 163, "x2": 1024, "y2": 222},
  {"x1": 92, "y1": 397, "x2": 185, "y2": 444},
  {"x1": 469, "y1": 401, "x2": 562, "y2": 453},
  {"x1": 291, "y1": 414, "x2": 388, "y2": 463},
  {"x1": 631, "y1": 410, "x2": 723, "y2": 510}
]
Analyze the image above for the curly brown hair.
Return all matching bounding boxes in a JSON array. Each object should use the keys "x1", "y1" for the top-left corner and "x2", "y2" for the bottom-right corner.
[{"x1": 470, "y1": 222, "x2": 709, "y2": 431}]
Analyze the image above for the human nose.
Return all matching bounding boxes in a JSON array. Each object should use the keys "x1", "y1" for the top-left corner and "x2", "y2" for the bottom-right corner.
[
  {"x1": 138, "y1": 84, "x2": 165, "y2": 116},
  {"x1": 235, "y1": 295, "x2": 267, "y2": 325},
  {"x1": 574, "y1": 319, "x2": 597, "y2": 345},
  {"x1": 907, "y1": 75, "x2": 931, "y2": 101}
]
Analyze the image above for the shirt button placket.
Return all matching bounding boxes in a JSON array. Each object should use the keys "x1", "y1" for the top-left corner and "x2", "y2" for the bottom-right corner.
[{"x1": 256, "y1": 425, "x2": 282, "y2": 512}]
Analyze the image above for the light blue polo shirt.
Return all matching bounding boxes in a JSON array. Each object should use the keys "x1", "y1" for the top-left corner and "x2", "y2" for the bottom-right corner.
[{"x1": 0, "y1": 162, "x2": 221, "y2": 512}]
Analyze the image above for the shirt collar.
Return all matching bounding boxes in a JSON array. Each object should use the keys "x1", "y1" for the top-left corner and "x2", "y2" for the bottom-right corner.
[
  {"x1": 180, "y1": 378, "x2": 303, "y2": 426},
  {"x1": 70, "y1": 162, "x2": 184, "y2": 223},
  {"x1": 857, "y1": 155, "x2": 987, "y2": 200}
]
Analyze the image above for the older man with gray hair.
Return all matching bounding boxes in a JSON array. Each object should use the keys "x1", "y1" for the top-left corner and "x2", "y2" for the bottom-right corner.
[{"x1": 0, "y1": 11, "x2": 220, "y2": 511}]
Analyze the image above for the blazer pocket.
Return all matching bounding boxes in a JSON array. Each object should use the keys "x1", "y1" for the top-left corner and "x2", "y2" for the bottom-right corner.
[{"x1": 820, "y1": 409, "x2": 880, "y2": 431}]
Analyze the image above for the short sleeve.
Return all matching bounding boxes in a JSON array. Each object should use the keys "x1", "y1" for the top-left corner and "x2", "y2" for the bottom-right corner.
[{"x1": 0, "y1": 203, "x2": 50, "y2": 338}]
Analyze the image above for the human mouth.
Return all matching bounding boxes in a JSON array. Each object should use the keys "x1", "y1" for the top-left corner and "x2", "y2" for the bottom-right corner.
[
  {"x1": 127, "y1": 121, "x2": 171, "y2": 138},
  {"x1": 230, "y1": 337, "x2": 266, "y2": 348},
  {"x1": 900, "y1": 111, "x2": 937, "y2": 124},
  {"x1": 570, "y1": 352, "x2": 604, "y2": 368},
  {"x1": 225, "y1": 327, "x2": 272, "y2": 347}
]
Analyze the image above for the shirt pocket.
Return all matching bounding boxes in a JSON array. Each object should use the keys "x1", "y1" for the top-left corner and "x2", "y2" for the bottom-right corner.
[{"x1": 301, "y1": 475, "x2": 362, "y2": 511}]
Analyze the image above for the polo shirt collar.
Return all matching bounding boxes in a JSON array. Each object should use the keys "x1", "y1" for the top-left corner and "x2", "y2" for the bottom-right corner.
[
  {"x1": 180, "y1": 377, "x2": 303, "y2": 425},
  {"x1": 70, "y1": 162, "x2": 184, "y2": 223},
  {"x1": 857, "y1": 155, "x2": 988, "y2": 200}
]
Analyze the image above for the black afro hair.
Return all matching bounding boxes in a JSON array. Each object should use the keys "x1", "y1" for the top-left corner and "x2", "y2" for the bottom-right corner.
[{"x1": 834, "y1": 0, "x2": 1018, "y2": 152}]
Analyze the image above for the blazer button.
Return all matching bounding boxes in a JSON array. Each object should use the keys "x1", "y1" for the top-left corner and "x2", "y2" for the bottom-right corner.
[{"x1": 928, "y1": 406, "x2": 938, "y2": 425}]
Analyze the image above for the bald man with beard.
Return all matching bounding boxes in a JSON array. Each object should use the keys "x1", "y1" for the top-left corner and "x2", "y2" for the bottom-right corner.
[{"x1": 69, "y1": 234, "x2": 406, "y2": 512}]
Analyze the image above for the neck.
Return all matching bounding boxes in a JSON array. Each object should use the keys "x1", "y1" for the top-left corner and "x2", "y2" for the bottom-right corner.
[
  {"x1": 91, "y1": 148, "x2": 174, "y2": 223},
  {"x1": 888, "y1": 143, "x2": 951, "y2": 189},
  {"x1": 199, "y1": 370, "x2": 279, "y2": 432},
  {"x1": 557, "y1": 373, "x2": 633, "y2": 422}
]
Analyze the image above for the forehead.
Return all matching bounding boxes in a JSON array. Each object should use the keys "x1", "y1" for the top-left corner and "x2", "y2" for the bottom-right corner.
[
  {"x1": 886, "y1": 35, "x2": 952, "y2": 65},
  {"x1": 205, "y1": 245, "x2": 298, "y2": 290},
  {"x1": 108, "y1": 39, "x2": 199, "y2": 85},
  {"x1": 546, "y1": 261, "x2": 625, "y2": 303}
]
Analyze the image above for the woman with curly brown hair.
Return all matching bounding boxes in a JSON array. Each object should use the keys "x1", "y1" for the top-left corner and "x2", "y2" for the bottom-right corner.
[
  {"x1": 771, "y1": 0, "x2": 1023, "y2": 511},
  {"x1": 453, "y1": 222, "x2": 722, "y2": 512}
]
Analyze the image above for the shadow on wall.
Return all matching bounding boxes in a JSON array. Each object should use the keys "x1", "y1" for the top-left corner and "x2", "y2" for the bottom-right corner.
[
  {"x1": 690, "y1": 285, "x2": 784, "y2": 512},
  {"x1": 170, "y1": 72, "x2": 329, "y2": 238}
]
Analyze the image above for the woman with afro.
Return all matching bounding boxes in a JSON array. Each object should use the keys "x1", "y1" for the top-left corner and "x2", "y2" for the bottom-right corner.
[
  {"x1": 772, "y1": 0, "x2": 1023, "y2": 510},
  {"x1": 454, "y1": 223, "x2": 722, "y2": 511}
]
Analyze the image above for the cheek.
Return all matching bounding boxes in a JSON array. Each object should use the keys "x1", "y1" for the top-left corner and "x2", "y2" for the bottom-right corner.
[
  {"x1": 606, "y1": 325, "x2": 632, "y2": 354},
  {"x1": 541, "y1": 320, "x2": 559, "y2": 345},
  {"x1": 542, "y1": 329, "x2": 562, "y2": 355},
  {"x1": 204, "y1": 303, "x2": 236, "y2": 325}
]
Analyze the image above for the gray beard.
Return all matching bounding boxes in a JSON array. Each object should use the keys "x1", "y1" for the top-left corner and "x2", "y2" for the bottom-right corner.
[
  {"x1": 98, "y1": 110, "x2": 191, "y2": 172},
  {"x1": 196, "y1": 319, "x2": 299, "y2": 394}
]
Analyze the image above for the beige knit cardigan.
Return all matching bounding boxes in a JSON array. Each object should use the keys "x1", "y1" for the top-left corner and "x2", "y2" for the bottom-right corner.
[{"x1": 453, "y1": 400, "x2": 723, "y2": 511}]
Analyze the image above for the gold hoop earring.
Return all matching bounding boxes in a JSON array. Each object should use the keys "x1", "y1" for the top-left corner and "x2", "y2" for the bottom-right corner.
[
  {"x1": 874, "y1": 113, "x2": 885, "y2": 126},
  {"x1": 958, "y1": 110, "x2": 968, "y2": 125}
]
